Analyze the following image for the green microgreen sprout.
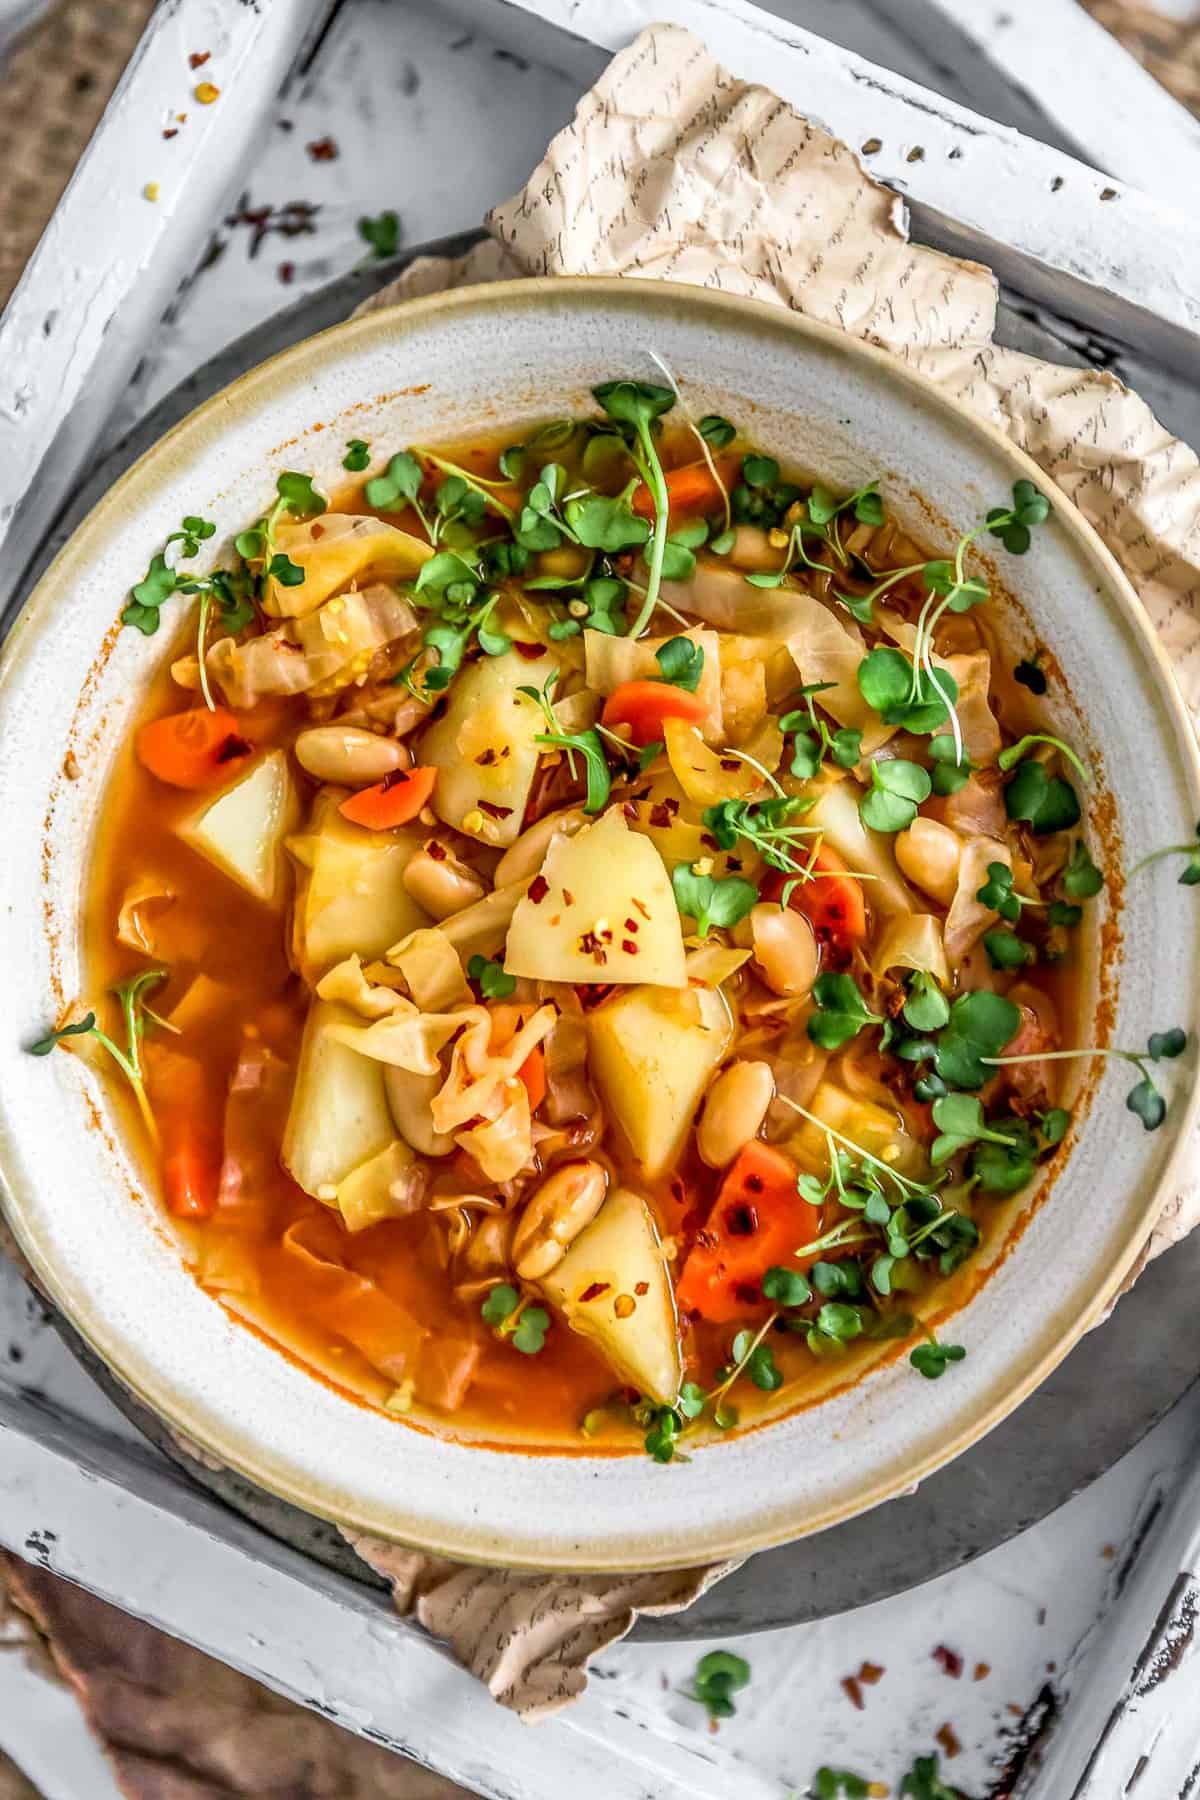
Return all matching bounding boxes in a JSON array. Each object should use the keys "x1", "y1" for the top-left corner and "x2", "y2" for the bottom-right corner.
[
  {"x1": 644, "y1": 349, "x2": 733, "y2": 534},
  {"x1": 28, "y1": 967, "x2": 168, "y2": 1142},
  {"x1": 983, "y1": 929, "x2": 1034, "y2": 971},
  {"x1": 654, "y1": 635, "x2": 705, "y2": 692},
  {"x1": 929, "y1": 1093, "x2": 1022, "y2": 1165},
  {"x1": 357, "y1": 209, "x2": 400, "y2": 260},
  {"x1": 856, "y1": 647, "x2": 958, "y2": 738},
  {"x1": 860, "y1": 757, "x2": 931, "y2": 833},
  {"x1": 702, "y1": 792, "x2": 819, "y2": 875},
  {"x1": 899, "y1": 1752, "x2": 962, "y2": 1800},
  {"x1": 687, "y1": 1649, "x2": 751, "y2": 1721},
  {"x1": 467, "y1": 955, "x2": 516, "y2": 1000},
  {"x1": 342, "y1": 438, "x2": 370, "y2": 473},
  {"x1": 932, "y1": 989, "x2": 1022, "y2": 1090},
  {"x1": 1130, "y1": 821, "x2": 1200, "y2": 887},
  {"x1": 1063, "y1": 838, "x2": 1104, "y2": 900},
  {"x1": 807, "y1": 972, "x2": 884, "y2": 1050},
  {"x1": 903, "y1": 970, "x2": 950, "y2": 1034},
  {"x1": 1002, "y1": 751, "x2": 1083, "y2": 835},
  {"x1": 984, "y1": 1029, "x2": 1188, "y2": 1132},
  {"x1": 780, "y1": 682, "x2": 862, "y2": 779},
  {"x1": 910, "y1": 1334, "x2": 967, "y2": 1380},
  {"x1": 591, "y1": 380, "x2": 677, "y2": 636},
  {"x1": 976, "y1": 860, "x2": 1044, "y2": 924},
  {"x1": 480, "y1": 1283, "x2": 550, "y2": 1355},
  {"x1": 813, "y1": 1769, "x2": 872, "y2": 1799},
  {"x1": 997, "y1": 732, "x2": 1089, "y2": 786},
  {"x1": 671, "y1": 864, "x2": 759, "y2": 938}
]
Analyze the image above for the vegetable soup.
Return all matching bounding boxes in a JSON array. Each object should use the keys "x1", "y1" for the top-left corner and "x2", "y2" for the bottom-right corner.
[{"x1": 49, "y1": 377, "x2": 1127, "y2": 1456}]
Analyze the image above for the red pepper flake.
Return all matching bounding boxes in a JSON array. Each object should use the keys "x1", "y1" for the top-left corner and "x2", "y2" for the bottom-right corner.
[
  {"x1": 513, "y1": 641, "x2": 545, "y2": 660},
  {"x1": 621, "y1": 939, "x2": 638, "y2": 955},
  {"x1": 379, "y1": 768, "x2": 412, "y2": 793},
  {"x1": 933, "y1": 1645, "x2": 963, "y2": 1679},
  {"x1": 216, "y1": 734, "x2": 252, "y2": 764},
  {"x1": 562, "y1": 888, "x2": 575, "y2": 905},
  {"x1": 841, "y1": 1676, "x2": 864, "y2": 1711},
  {"x1": 310, "y1": 522, "x2": 324, "y2": 540},
  {"x1": 579, "y1": 1281, "x2": 610, "y2": 1303},
  {"x1": 528, "y1": 875, "x2": 550, "y2": 905},
  {"x1": 278, "y1": 261, "x2": 295, "y2": 285},
  {"x1": 306, "y1": 135, "x2": 339, "y2": 162},
  {"x1": 623, "y1": 917, "x2": 639, "y2": 933},
  {"x1": 726, "y1": 855, "x2": 743, "y2": 872},
  {"x1": 634, "y1": 1281, "x2": 649, "y2": 1296},
  {"x1": 648, "y1": 797, "x2": 679, "y2": 828},
  {"x1": 188, "y1": 49, "x2": 210, "y2": 68},
  {"x1": 719, "y1": 758, "x2": 742, "y2": 772},
  {"x1": 859, "y1": 1661, "x2": 884, "y2": 1685},
  {"x1": 162, "y1": 127, "x2": 179, "y2": 139},
  {"x1": 576, "y1": 930, "x2": 608, "y2": 964},
  {"x1": 733, "y1": 1281, "x2": 761, "y2": 1307},
  {"x1": 426, "y1": 840, "x2": 448, "y2": 862},
  {"x1": 935, "y1": 1723, "x2": 961, "y2": 1760},
  {"x1": 700, "y1": 832, "x2": 719, "y2": 850},
  {"x1": 973, "y1": 1662, "x2": 990, "y2": 1682},
  {"x1": 478, "y1": 800, "x2": 513, "y2": 820}
]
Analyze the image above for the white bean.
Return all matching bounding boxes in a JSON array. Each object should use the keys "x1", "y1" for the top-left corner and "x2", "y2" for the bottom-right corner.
[
  {"x1": 750, "y1": 904, "x2": 820, "y2": 997},
  {"x1": 401, "y1": 846, "x2": 487, "y2": 920},
  {"x1": 493, "y1": 807, "x2": 586, "y2": 888},
  {"x1": 895, "y1": 817, "x2": 962, "y2": 906},
  {"x1": 512, "y1": 1161, "x2": 608, "y2": 1280},
  {"x1": 697, "y1": 1061, "x2": 776, "y2": 1168},
  {"x1": 294, "y1": 725, "x2": 409, "y2": 786}
]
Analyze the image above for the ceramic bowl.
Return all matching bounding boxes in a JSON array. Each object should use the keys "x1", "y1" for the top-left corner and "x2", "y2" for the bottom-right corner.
[{"x1": 2, "y1": 279, "x2": 1198, "y2": 1570}]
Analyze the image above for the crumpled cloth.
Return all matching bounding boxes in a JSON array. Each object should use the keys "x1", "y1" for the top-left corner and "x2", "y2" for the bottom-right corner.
[{"x1": 0, "y1": 1550, "x2": 470, "y2": 1799}]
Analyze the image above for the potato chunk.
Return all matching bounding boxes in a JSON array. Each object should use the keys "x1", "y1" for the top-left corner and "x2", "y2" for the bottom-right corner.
[
  {"x1": 418, "y1": 649, "x2": 558, "y2": 847},
  {"x1": 588, "y1": 983, "x2": 732, "y2": 1176},
  {"x1": 540, "y1": 1186, "x2": 681, "y2": 1404},
  {"x1": 177, "y1": 750, "x2": 299, "y2": 904},
  {"x1": 281, "y1": 999, "x2": 398, "y2": 1199},
  {"x1": 288, "y1": 791, "x2": 429, "y2": 981},
  {"x1": 504, "y1": 808, "x2": 685, "y2": 987}
]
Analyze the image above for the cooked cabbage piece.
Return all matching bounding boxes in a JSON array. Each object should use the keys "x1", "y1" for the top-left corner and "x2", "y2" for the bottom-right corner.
[
  {"x1": 418, "y1": 648, "x2": 558, "y2": 846},
  {"x1": 265, "y1": 515, "x2": 432, "y2": 617},
  {"x1": 288, "y1": 790, "x2": 429, "y2": 979},
  {"x1": 176, "y1": 750, "x2": 299, "y2": 905},
  {"x1": 540, "y1": 1186, "x2": 682, "y2": 1403},
  {"x1": 504, "y1": 807, "x2": 686, "y2": 987},
  {"x1": 588, "y1": 983, "x2": 732, "y2": 1176}
]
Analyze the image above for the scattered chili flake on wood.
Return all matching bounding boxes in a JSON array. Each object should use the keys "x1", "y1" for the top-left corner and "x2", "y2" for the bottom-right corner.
[
  {"x1": 933, "y1": 1645, "x2": 964, "y2": 1678},
  {"x1": 225, "y1": 195, "x2": 320, "y2": 259},
  {"x1": 935, "y1": 1722, "x2": 962, "y2": 1759},
  {"x1": 188, "y1": 50, "x2": 210, "y2": 68},
  {"x1": 307, "y1": 136, "x2": 339, "y2": 162}
]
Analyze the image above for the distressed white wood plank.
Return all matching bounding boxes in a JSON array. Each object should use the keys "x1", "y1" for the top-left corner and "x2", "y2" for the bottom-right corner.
[
  {"x1": 476, "y1": 0, "x2": 1200, "y2": 372},
  {"x1": 0, "y1": 1386, "x2": 779, "y2": 1800},
  {"x1": 887, "y1": 0, "x2": 1200, "y2": 202},
  {"x1": 0, "y1": 1652, "x2": 123, "y2": 1800},
  {"x1": 0, "y1": 0, "x2": 328, "y2": 610}
]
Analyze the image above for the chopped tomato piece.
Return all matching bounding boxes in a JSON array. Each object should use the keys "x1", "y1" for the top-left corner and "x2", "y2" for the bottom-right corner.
[
  {"x1": 601, "y1": 680, "x2": 707, "y2": 747},
  {"x1": 762, "y1": 846, "x2": 867, "y2": 961},
  {"x1": 136, "y1": 706, "x2": 251, "y2": 790},
  {"x1": 631, "y1": 456, "x2": 737, "y2": 519},
  {"x1": 676, "y1": 1142, "x2": 820, "y2": 1323},
  {"x1": 338, "y1": 765, "x2": 436, "y2": 829}
]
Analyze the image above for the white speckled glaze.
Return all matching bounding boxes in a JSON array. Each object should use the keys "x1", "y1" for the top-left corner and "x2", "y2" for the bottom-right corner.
[{"x1": 1, "y1": 281, "x2": 1198, "y2": 1571}]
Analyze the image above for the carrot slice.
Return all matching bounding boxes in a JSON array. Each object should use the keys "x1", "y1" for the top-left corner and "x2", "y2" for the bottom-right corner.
[
  {"x1": 517, "y1": 1044, "x2": 546, "y2": 1113},
  {"x1": 631, "y1": 457, "x2": 736, "y2": 520},
  {"x1": 601, "y1": 680, "x2": 708, "y2": 747},
  {"x1": 136, "y1": 707, "x2": 251, "y2": 790},
  {"x1": 676, "y1": 1141, "x2": 820, "y2": 1323},
  {"x1": 762, "y1": 846, "x2": 867, "y2": 961},
  {"x1": 338, "y1": 765, "x2": 437, "y2": 829}
]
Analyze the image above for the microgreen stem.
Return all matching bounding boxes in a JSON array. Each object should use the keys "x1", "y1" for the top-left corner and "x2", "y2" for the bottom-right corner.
[
  {"x1": 644, "y1": 348, "x2": 731, "y2": 534},
  {"x1": 998, "y1": 733, "x2": 1090, "y2": 785},
  {"x1": 707, "y1": 1312, "x2": 779, "y2": 1411},
  {"x1": 1130, "y1": 842, "x2": 1200, "y2": 877},
  {"x1": 721, "y1": 746, "x2": 786, "y2": 798},
  {"x1": 628, "y1": 436, "x2": 672, "y2": 638},
  {"x1": 413, "y1": 449, "x2": 516, "y2": 523},
  {"x1": 775, "y1": 1094, "x2": 931, "y2": 1196},
  {"x1": 195, "y1": 591, "x2": 215, "y2": 712}
]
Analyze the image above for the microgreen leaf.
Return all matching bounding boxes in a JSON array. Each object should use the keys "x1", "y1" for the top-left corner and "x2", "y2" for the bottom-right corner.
[
  {"x1": 807, "y1": 973, "x2": 883, "y2": 1050},
  {"x1": 856, "y1": 647, "x2": 957, "y2": 734},
  {"x1": 267, "y1": 552, "x2": 305, "y2": 587},
  {"x1": 481, "y1": 1283, "x2": 519, "y2": 1327},
  {"x1": 591, "y1": 381, "x2": 676, "y2": 637},
  {"x1": 342, "y1": 438, "x2": 370, "y2": 473},
  {"x1": 1004, "y1": 759, "x2": 1081, "y2": 835},
  {"x1": 689, "y1": 1650, "x2": 751, "y2": 1721},
  {"x1": 1063, "y1": 839, "x2": 1104, "y2": 900},
  {"x1": 1040, "y1": 1108, "x2": 1071, "y2": 1145},
  {"x1": 761, "y1": 1266, "x2": 813, "y2": 1307},
  {"x1": 1149, "y1": 1027, "x2": 1187, "y2": 1061},
  {"x1": 814, "y1": 1768, "x2": 871, "y2": 1798},
  {"x1": 983, "y1": 929, "x2": 1033, "y2": 971},
  {"x1": 900, "y1": 1752, "x2": 961, "y2": 1800},
  {"x1": 566, "y1": 490, "x2": 651, "y2": 553},
  {"x1": 677, "y1": 1381, "x2": 707, "y2": 1420},
  {"x1": 671, "y1": 865, "x2": 759, "y2": 938},
  {"x1": 27, "y1": 1013, "x2": 98, "y2": 1055},
  {"x1": 861, "y1": 757, "x2": 931, "y2": 833},
  {"x1": 365, "y1": 450, "x2": 424, "y2": 512},
  {"x1": 742, "y1": 454, "x2": 779, "y2": 488},
  {"x1": 698, "y1": 414, "x2": 736, "y2": 449},
  {"x1": 534, "y1": 725, "x2": 611, "y2": 813},
  {"x1": 934, "y1": 990, "x2": 1022, "y2": 1090},
  {"x1": 643, "y1": 1404, "x2": 684, "y2": 1463},
  {"x1": 467, "y1": 955, "x2": 516, "y2": 1000},
  {"x1": 275, "y1": 471, "x2": 327, "y2": 519},
  {"x1": 970, "y1": 1117, "x2": 1037, "y2": 1192},
  {"x1": 357, "y1": 210, "x2": 401, "y2": 259},
  {"x1": 928, "y1": 733, "x2": 972, "y2": 796},
  {"x1": 654, "y1": 636, "x2": 705, "y2": 693},
  {"x1": 930, "y1": 1093, "x2": 1021, "y2": 1165},
  {"x1": 903, "y1": 970, "x2": 950, "y2": 1033},
  {"x1": 910, "y1": 1338, "x2": 967, "y2": 1380},
  {"x1": 511, "y1": 1307, "x2": 550, "y2": 1354}
]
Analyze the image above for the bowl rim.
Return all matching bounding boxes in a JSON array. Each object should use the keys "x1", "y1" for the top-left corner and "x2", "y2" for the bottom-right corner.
[{"x1": 2, "y1": 273, "x2": 1200, "y2": 1570}]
